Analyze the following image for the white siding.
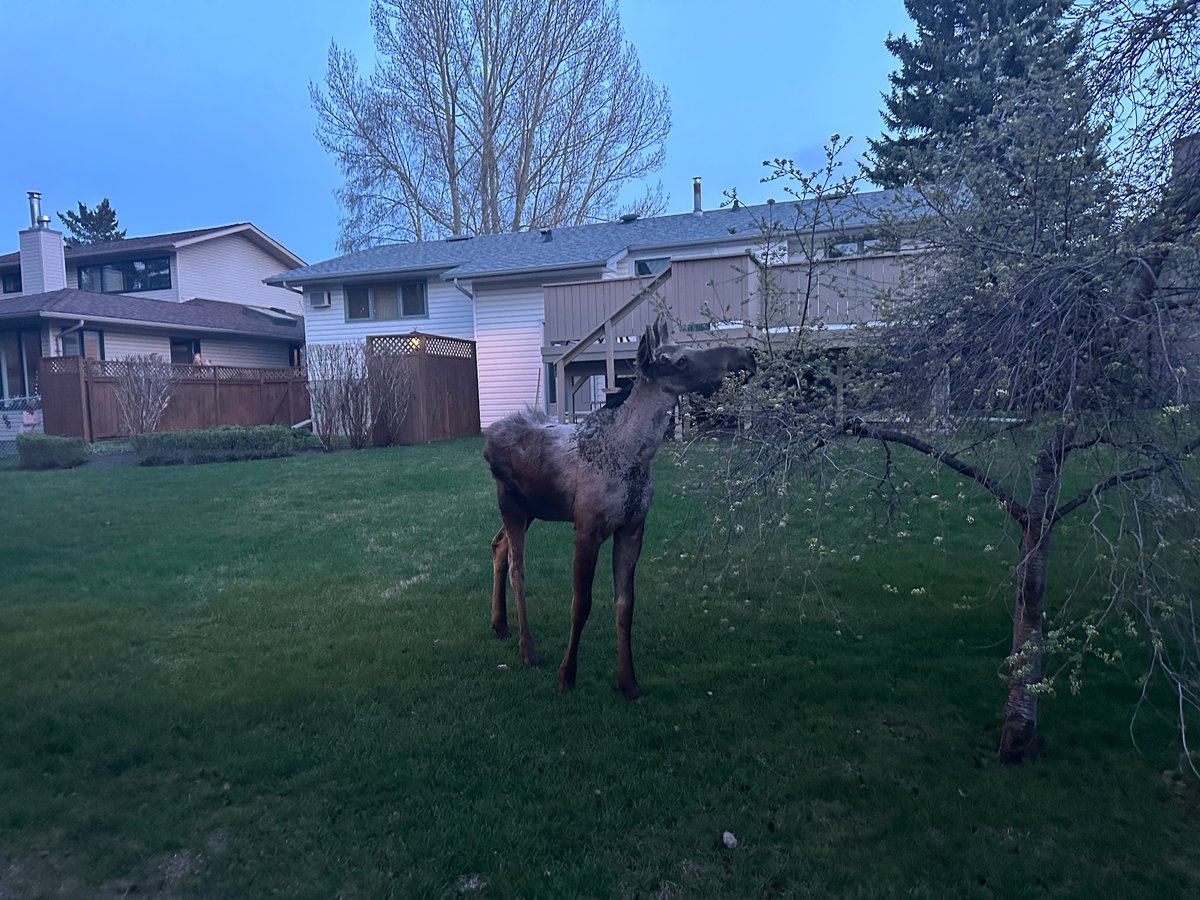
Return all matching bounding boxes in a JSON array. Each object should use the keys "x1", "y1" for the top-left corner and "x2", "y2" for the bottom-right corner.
[
  {"x1": 176, "y1": 235, "x2": 303, "y2": 314},
  {"x1": 474, "y1": 281, "x2": 546, "y2": 427},
  {"x1": 47, "y1": 327, "x2": 291, "y2": 368},
  {"x1": 302, "y1": 278, "x2": 474, "y2": 346},
  {"x1": 199, "y1": 336, "x2": 294, "y2": 367},
  {"x1": 101, "y1": 332, "x2": 172, "y2": 359}
]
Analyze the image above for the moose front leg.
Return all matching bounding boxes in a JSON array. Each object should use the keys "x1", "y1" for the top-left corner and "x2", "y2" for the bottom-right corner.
[
  {"x1": 490, "y1": 528, "x2": 510, "y2": 638},
  {"x1": 558, "y1": 529, "x2": 601, "y2": 693},
  {"x1": 612, "y1": 520, "x2": 645, "y2": 700}
]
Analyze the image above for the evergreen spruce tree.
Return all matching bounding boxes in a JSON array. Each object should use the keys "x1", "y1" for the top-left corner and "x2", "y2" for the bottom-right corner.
[
  {"x1": 57, "y1": 198, "x2": 126, "y2": 245},
  {"x1": 866, "y1": 0, "x2": 1078, "y2": 187}
]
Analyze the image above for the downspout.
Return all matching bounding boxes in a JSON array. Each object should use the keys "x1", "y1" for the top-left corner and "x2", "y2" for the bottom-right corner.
[
  {"x1": 451, "y1": 278, "x2": 473, "y2": 300},
  {"x1": 56, "y1": 319, "x2": 85, "y2": 355}
]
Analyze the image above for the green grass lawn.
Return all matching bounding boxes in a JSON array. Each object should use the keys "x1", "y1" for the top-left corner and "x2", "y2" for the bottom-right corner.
[{"x1": 0, "y1": 438, "x2": 1196, "y2": 898}]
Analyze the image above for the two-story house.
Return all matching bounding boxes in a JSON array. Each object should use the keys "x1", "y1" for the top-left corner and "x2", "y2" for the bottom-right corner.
[
  {"x1": 0, "y1": 192, "x2": 307, "y2": 424},
  {"x1": 268, "y1": 185, "x2": 911, "y2": 427}
]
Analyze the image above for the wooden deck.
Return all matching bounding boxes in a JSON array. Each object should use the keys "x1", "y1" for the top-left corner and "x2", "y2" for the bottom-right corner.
[
  {"x1": 543, "y1": 252, "x2": 913, "y2": 360},
  {"x1": 542, "y1": 252, "x2": 919, "y2": 421}
]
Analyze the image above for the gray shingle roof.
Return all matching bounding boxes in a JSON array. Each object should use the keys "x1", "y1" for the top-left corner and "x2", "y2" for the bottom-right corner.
[
  {"x1": 267, "y1": 189, "x2": 910, "y2": 285},
  {"x1": 0, "y1": 289, "x2": 302, "y2": 339},
  {"x1": 0, "y1": 223, "x2": 304, "y2": 270}
]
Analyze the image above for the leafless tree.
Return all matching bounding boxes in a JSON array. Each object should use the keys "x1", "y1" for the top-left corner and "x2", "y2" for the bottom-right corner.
[
  {"x1": 304, "y1": 341, "x2": 413, "y2": 450},
  {"x1": 305, "y1": 343, "x2": 348, "y2": 451},
  {"x1": 368, "y1": 350, "x2": 413, "y2": 446},
  {"x1": 114, "y1": 355, "x2": 176, "y2": 435},
  {"x1": 312, "y1": 0, "x2": 671, "y2": 250},
  {"x1": 1082, "y1": 0, "x2": 1200, "y2": 201}
]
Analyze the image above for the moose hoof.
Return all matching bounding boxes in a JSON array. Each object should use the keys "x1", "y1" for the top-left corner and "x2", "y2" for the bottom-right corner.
[
  {"x1": 557, "y1": 666, "x2": 576, "y2": 693},
  {"x1": 492, "y1": 622, "x2": 510, "y2": 639},
  {"x1": 616, "y1": 681, "x2": 643, "y2": 701},
  {"x1": 519, "y1": 643, "x2": 539, "y2": 668}
]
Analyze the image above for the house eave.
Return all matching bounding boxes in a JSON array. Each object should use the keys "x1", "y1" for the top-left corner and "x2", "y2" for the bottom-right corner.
[
  {"x1": 0, "y1": 309, "x2": 299, "y2": 341},
  {"x1": 265, "y1": 264, "x2": 459, "y2": 288},
  {"x1": 174, "y1": 224, "x2": 306, "y2": 269}
]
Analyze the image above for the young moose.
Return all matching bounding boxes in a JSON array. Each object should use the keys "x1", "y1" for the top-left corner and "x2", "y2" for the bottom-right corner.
[{"x1": 484, "y1": 318, "x2": 754, "y2": 698}]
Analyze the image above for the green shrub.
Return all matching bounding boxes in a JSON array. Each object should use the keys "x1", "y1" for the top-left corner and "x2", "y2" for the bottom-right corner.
[
  {"x1": 16, "y1": 433, "x2": 89, "y2": 469},
  {"x1": 132, "y1": 426, "x2": 320, "y2": 466}
]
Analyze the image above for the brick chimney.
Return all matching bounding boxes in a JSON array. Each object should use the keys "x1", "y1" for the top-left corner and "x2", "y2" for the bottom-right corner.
[{"x1": 19, "y1": 191, "x2": 67, "y2": 294}]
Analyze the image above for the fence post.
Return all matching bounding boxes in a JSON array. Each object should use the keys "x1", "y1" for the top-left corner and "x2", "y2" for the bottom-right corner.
[
  {"x1": 213, "y1": 366, "x2": 221, "y2": 423},
  {"x1": 78, "y1": 358, "x2": 93, "y2": 443}
]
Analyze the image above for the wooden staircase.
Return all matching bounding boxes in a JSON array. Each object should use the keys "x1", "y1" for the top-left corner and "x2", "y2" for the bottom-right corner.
[{"x1": 552, "y1": 266, "x2": 673, "y2": 422}]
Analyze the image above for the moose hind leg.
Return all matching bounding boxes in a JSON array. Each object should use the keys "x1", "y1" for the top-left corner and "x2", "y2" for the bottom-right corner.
[
  {"x1": 490, "y1": 528, "x2": 510, "y2": 638},
  {"x1": 502, "y1": 508, "x2": 538, "y2": 668}
]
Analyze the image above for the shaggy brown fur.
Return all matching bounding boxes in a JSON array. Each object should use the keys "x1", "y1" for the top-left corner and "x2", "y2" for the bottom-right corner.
[{"x1": 484, "y1": 318, "x2": 754, "y2": 697}]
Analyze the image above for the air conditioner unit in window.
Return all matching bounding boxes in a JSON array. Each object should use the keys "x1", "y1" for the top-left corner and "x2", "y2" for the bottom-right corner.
[{"x1": 310, "y1": 291, "x2": 332, "y2": 309}]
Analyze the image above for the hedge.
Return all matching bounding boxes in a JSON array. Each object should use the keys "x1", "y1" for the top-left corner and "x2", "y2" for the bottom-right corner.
[
  {"x1": 16, "y1": 433, "x2": 90, "y2": 469},
  {"x1": 132, "y1": 426, "x2": 320, "y2": 466}
]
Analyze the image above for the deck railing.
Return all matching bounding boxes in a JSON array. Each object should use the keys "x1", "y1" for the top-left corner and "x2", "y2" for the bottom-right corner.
[{"x1": 542, "y1": 251, "x2": 921, "y2": 421}]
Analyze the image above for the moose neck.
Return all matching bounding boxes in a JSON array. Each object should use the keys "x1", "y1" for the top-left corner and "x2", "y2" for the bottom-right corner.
[{"x1": 605, "y1": 377, "x2": 677, "y2": 466}]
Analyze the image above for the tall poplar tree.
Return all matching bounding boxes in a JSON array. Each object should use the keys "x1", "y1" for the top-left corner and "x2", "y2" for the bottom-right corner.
[{"x1": 312, "y1": 0, "x2": 671, "y2": 251}]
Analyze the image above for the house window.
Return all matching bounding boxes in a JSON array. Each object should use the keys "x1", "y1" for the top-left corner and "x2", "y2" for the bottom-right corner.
[
  {"x1": 61, "y1": 329, "x2": 105, "y2": 360},
  {"x1": 635, "y1": 257, "x2": 670, "y2": 276},
  {"x1": 2, "y1": 273, "x2": 21, "y2": 294},
  {"x1": 345, "y1": 282, "x2": 427, "y2": 321},
  {"x1": 0, "y1": 331, "x2": 41, "y2": 400},
  {"x1": 78, "y1": 256, "x2": 171, "y2": 293},
  {"x1": 170, "y1": 338, "x2": 201, "y2": 365}
]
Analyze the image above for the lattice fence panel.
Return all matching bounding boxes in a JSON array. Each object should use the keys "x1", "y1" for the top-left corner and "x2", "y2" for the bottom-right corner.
[
  {"x1": 368, "y1": 334, "x2": 423, "y2": 356},
  {"x1": 424, "y1": 335, "x2": 475, "y2": 359},
  {"x1": 367, "y1": 332, "x2": 476, "y2": 359}
]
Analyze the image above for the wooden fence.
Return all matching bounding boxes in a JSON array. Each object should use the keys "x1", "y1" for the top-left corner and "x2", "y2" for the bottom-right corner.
[
  {"x1": 40, "y1": 333, "x2": 479, "y2": 445},
  {"x1": 366, "y1": 332, "x2": 480, "y2": 444},
  {"x1": 40, "y1": 357, "x2": 310, "y2": 441}
]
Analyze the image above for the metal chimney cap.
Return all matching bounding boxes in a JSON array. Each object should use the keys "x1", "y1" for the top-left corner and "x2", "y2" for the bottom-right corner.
[{"x1": 27, "y1": 191, "x2": 45, "y2": 228}]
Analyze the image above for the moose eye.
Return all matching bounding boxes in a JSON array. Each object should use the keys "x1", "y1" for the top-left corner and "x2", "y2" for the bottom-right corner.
[{"x1": 674, "y1": 355, "x2": 689, "y2": 369}]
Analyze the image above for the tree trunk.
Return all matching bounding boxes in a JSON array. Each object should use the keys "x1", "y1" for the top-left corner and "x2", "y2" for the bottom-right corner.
[
  {"x1": 998, "y1": 427, "x2": 1075, "y2": 763},
  {"x1": 998, "y1": 428, "x2": 1069, "y2": 762}
]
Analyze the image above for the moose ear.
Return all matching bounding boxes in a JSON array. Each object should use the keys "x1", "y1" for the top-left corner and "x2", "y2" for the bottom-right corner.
[
  {"x1": 637, "y1": 323, "x2": 655, "y2": 370},
  {"x1": 655, "y1": 314, "x2": 670, "y2": 346}
]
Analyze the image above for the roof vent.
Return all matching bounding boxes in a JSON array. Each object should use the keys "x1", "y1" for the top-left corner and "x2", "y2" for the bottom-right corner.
[
  {"x1": 445, "y1": 234, "x2": 473, "y2": 242},
  {"x1": 539, "y1": 228, "x2": 553, "y2": 242},
  {"x1": 619, "y1": 212, "x2": 639, "y2": 224},
  {"x1": 693, "y1": 177, "x2": 702, "y2": 214}
]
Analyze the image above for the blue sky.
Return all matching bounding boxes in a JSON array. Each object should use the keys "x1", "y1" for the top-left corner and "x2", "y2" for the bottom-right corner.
[{"x1": 0, "y1": 0, "x2": 912, "y2": 265}]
